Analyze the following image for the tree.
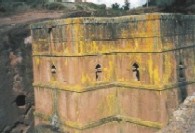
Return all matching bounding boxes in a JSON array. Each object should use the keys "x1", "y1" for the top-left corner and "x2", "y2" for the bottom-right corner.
[
  {"x1": 112, "y1": 3, "x2": 120, "y2": 10},
  {"x1": 123, "y1": 1, "x2": 130, "y2": 10}
]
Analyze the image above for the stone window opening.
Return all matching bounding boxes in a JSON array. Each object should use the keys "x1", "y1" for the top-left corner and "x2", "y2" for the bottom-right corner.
[
  {"x1": 51, "y1": 64, "x2": 56, "y2": 74},
  {"x1": 48, "y1": 26, "x2": 56, "y2": 34},
  {"x1": 15, "y1": 95, "x2": 26, "y2": 107},
  {"x1": 48, "y1": 28, "x2": 53, "y2": 34},
  {"x1": 179, "y1": 61, "x2": 185, "y2": 80},
  {"x1": 132, "y1": 63, "x2": 140, "y2": 81},
  {"x1": 95, "y1": 64, "x2": 102, "y2": 81}
]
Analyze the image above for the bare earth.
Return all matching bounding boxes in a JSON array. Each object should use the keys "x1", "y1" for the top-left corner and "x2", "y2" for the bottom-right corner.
[{"x1": 0, "y1": 10, "x2": 65, "y2": 26}]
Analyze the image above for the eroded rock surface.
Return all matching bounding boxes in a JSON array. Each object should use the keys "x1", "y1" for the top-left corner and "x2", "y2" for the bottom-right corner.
[
  {"x1": 159, "y1": 93, "x2": 195, "y2": 133},
  {"x1": 0, "y1": 24, "x2": 34, "y2": 133}
]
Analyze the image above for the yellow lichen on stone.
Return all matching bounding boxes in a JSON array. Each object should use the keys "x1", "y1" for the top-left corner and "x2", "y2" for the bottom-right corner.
[
  {"x1": 106, "y1": 92, "x2": 117, "y2": 114},
  {"x1": 31, "y1": 14, "x2": 195, "y2": 132},
  {"x1": 97, "y1": 91, "x2": 117, "y2": 115},
  {"x1": 163, "y1": 54, "x2": 173, "y2": 84},
  {"x1": 35, "y1": 57, "x2": 40, "y2": 65},
  {"x1": 148, "y1": 54, "x2": 154, "y2": 84}
]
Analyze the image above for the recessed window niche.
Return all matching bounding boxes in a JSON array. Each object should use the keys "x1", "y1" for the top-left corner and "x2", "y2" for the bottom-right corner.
[
  {"x1": 132, "y1": 63, "x2": 140, "y2": 81},
  {"x1": 95, "y1": 64, "x2": 102, "y2": 81}
]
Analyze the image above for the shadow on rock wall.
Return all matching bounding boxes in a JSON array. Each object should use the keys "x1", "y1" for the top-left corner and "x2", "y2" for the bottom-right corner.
[{"x1": 0, "y1": 24, "x2": 34, "y2": 133}]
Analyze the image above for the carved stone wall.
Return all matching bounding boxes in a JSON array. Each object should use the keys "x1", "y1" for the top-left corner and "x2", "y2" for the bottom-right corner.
[{"x1": 31, "y1": 13, "x2": 195, "y2": 133}]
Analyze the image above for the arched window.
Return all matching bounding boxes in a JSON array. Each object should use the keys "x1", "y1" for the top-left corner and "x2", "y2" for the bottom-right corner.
[
  {"x1": 51, "y1": 64, "x2": 57, "y2": 81},
  {"x1": 95, "y1": 64, "x2": 102, "y2": 81},
  {"x1": 179, "y1": 61, "x2": 185, "y2": 80},
  {"x1": 51, "y1": 64, "x2": 56, "y2": 74},
  {"x1": 132, "y1": 63, "x2": 140, "y2": 81},
  {"x1": 48, "y1": 27, "x2": 53, "y2": 34}
]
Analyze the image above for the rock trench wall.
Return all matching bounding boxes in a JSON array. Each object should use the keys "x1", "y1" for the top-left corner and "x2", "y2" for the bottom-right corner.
[{"x1": 0, "y1": 24, "x2": 34, "y2": 133}]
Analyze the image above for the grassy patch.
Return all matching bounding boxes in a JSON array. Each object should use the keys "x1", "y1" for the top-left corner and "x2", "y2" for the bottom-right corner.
[
  {"x1": 0, "y1": 2, "x2": 31, "y2": 12},
  {"x1": 76, "y1": 5, "x2": 84, "y2": 10},
  {"x1": 44, "y1": 2, "x2": 66, "y2": 10}
]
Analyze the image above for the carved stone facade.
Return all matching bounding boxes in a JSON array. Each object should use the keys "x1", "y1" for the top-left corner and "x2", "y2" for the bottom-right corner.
[{"x1": 31, "y1": 13, "x2": 195, "y2": 133}]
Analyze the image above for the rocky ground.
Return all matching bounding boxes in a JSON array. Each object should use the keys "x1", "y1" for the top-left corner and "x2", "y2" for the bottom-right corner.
[{"x1": 158, "y1": 93, "x2": 195, "y2": 133}]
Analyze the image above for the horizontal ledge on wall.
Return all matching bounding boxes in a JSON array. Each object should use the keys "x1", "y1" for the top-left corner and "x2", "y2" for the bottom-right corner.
[
  {"x1": 32, "y1": 32, "x2": 194, "y2": 44},
  {"x1": 32, "y1": 44, "x2": 195, "y2": 57},
  {"x1": 30, "y1": 14, "x2": 195, "y2": 29},
  {"x1": 32, "y1": 52, "x2": 162, "y2": 57},
  {"x1": 30, "y1": 17, "x2": 160, "y2": 29},
  {"x1": 33, "y1": 35, "x2": 162, "y2": 43},
  {"x1": 120, "y1": 116, "x2": 162, "y2": 129},
  {"x1": 33, "y1": 80, "x2": 195, "y2": 93},
  {"x1": 34, "y1": 112, "x2": 162, "y2": 130}
]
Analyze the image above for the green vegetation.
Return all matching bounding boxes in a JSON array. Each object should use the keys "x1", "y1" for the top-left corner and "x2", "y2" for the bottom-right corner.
[
  {"x1": 143, "y1": 0, "x2": 176, "y2": 7},
  {"x1": 111, "y1": 3, "x2": 120, "y2": 10},
  {"x1": 44, "y1": 2, "x2": 66, "y2": 10},
  {"x1": 75, "y1": 2, "x2": 106, "y2": 11},
  {"x1": 0, "y1": 1, "x2": 30, "y2": 11},
  {"x1": 0, "y1": 0, "x2": 69, "y2": 11},
  {"x1": 155, "y1": 0, "x2": 175, "y2": 7},
  {"x1": 122, "y1": 1, "x2": 130, "y2": 11},
  {"x1": 26, "y1": 0, "x2": 48, "y2": 8},
  {"x1": 111, "y1": 1, "x2": 130, "y2": 11},
  {"x1": 76, "y1": 4, "x2": 84, "y2": 10},
  {"x1": 0, "y1": 0, "x2": 107, "y2": 12}
]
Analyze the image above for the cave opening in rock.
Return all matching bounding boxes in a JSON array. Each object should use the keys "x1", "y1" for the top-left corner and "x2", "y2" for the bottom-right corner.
[{"x1": 16, "y1": 95, "x2": 26, "y2": 107}]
